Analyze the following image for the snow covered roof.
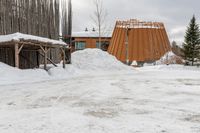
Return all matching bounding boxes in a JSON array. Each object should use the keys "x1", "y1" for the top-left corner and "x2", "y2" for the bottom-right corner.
[
  {"x1": 0, "y1": 32, "x2": 67, "y2": 46},
  {"x1": 72, "y1": 31, "x2": 112, "y2": 38},
  {"x1": 116, "y1": 19, "x2": 166, "y2": 29}
]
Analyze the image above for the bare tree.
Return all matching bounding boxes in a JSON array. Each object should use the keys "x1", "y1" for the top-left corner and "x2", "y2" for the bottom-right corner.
[
  {"x1": 0, "y1": 0, "x2": 72, "y2": 40},
  {"x1": 91, "y1": 0, "x2": 108, "y2": 47},
  {"x1": 61, "y1": 0, "x2": 72, "y2": 43}
]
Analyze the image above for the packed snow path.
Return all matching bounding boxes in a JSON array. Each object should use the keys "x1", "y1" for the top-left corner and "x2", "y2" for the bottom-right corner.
[{"x1": 0, "y1": 66, "x2": 200, "y2": 133}]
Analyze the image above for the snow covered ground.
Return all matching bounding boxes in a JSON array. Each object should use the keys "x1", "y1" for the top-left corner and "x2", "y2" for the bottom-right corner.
[{"x1": 0, "y1": 49, "x2": 200, "y2": 133}]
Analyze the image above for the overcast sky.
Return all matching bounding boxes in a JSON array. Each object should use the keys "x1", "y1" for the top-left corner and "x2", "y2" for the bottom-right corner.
[{"x1": 72, "y1": 0, "x2": 200, "y2": 43}]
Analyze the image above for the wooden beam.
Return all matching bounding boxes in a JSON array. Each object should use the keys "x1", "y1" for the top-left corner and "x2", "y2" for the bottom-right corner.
[
  {"x1": 39, "y1": 45, "x2": 45, "y2": 53},
  {"x1": 15, "y1": 43, "x2": 19, "y2": 68},
  {"x1": 39, "y1": 52, "x2": 58, "y2": 67},
  {"x1": 39, "y1": 45, "x2": 49, "y2": 71},
  {"x1": 18, "y1": 44, "x2": 24, "y2": 54},
  {"x1": 60, "y1": 47, "x2": 66, "y2": 69},
  {"x1": 62, "y1": 47, "x2": 66, "y2": 69},
  {"x1": 39, "y1": 45, "x2": 50, "y2": 53}
]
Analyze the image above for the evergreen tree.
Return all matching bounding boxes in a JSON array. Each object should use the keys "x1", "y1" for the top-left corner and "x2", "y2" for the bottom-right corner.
[{"x1": 183, "y1": 15, "x2": 200, "y2": 66}]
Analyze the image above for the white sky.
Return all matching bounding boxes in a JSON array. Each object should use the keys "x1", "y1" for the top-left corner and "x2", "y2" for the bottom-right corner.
[{"x1": 72, "y1": 0, "x2": 200, "y2": 44}]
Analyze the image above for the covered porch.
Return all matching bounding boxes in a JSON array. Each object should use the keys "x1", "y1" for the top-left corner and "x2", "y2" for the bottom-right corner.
[{"x1": 0, "y1": 33, "x2": 70, "y2": 70}]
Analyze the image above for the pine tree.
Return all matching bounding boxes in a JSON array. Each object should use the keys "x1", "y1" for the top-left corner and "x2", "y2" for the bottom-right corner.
[{"x1": 183, "y1": 15, "x2": 200, "y2": 66}]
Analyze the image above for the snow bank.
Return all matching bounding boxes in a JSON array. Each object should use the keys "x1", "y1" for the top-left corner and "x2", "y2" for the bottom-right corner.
[
  {"x1": 49, "y1": 49, "x2": 133, "y2": 78},
  {"x1": 71, "y1": 49, "x2": 131, "y2": 71},
  {"x1": 0, "y1": 49, "x2": 133, "y2": 84},
  {"x1": 1, "y1": 48, "x2": 200, "y2": 86},
  {"x1": 48, "y1": 64, "x2": 82, "y2": 79},
  {"x1": 157, "y1": 51, "x2": 184, "y2": 65},
  {"x1": 0, "y1": 62, "x2": 50, "y2": 85}
]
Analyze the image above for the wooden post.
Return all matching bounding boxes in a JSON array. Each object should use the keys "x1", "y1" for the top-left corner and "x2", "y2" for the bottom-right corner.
[
  {"x1": 125, "y1": 27, "x2": 129, "y2": 65},
  {"x1": 61, "y1": 47, "x2": 66, "y2": 69},
  {"x1": 39, "y1": 45, "x2": 49, "y2": 71},
  {"x1": 44, "y1": 47, "x2": 48, "y2": 70},
  {"x1": 18, "y1": 44, "x2": 24, "y2": 53},
  {"x1": 63, "y1": 48, "x2": 66, "y2": 69},
  {"x1": 15, "y1": 43, "x2": 19, "y2": 68}
]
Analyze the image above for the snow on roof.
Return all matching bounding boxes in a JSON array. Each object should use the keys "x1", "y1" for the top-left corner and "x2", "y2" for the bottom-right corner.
[
  {"x1": 0, "y1": 32, "x2": 67, "y2": 46},
  {"x1": 72, "y1": 31, "x2": 112, "y2": 38}
]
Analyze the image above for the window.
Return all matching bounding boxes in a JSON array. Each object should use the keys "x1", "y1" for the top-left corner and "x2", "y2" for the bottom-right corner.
[
  {"x1": 102, "y1": 41, "x2": 109, "y2": 46},
  {"x1": 96, "y1": 41, "x2": 110, "y2": 50},
  {"x1": 75, "y1": 41, "x2": 86, "y2": 50},
  {"x1": 96, "y1": 41, "x2": 102, "y2": 49},
  {"x1": 96, "y1": 41, "x2": 110, "y2": 48}
]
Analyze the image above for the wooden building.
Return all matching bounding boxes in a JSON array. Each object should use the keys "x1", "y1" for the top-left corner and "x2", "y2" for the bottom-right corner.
[
  {"x1": 108, "y1": 19, "x2": 171, "y2": 65},
  {"x1": 0, "y1": 33, "x2": 69, "y2": 70},
  {"x1": 71, "y1": 30, "x2": 111, "y2": 52}
]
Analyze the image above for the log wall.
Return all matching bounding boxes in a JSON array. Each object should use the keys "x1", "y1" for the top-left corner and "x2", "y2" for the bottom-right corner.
[{"x1": 0, "y1": 47, "x2": 62, "y2": 69}]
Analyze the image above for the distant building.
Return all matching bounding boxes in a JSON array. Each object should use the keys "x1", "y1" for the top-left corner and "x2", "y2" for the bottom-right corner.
[{"x1": 71, "y1": 29, "x2": 112, "y2": 52}]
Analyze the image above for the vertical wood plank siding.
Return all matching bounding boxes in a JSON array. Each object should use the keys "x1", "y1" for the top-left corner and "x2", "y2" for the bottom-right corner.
[
  {"x1": 108, "y1": 19, "x2": 171, "y2": 62},
  {"x1": 0, "y1": 47, "x2": 62, "y2": 69}
]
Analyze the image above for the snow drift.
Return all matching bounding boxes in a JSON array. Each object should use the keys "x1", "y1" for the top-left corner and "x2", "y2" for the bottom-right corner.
[
  {"x1": 0, "y1": 49, "x2": 132, "y2": 83},
  {"x1": 71, "y1": 49, "x2": 130, "y2": 71},
  {"x1": 157, "y1": 51, "x2": 184, "y2": 65},
  {"x1": 49, "y1": 49, "x2": 132, "y2": 78},
  {"x1": 0, "y1": 62, "x2": 50, "y2": 85}
]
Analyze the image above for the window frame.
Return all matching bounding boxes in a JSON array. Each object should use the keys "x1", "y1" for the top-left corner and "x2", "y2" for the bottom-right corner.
[{"x1": 75, "y1": 41, "x2": 86, "y2": 50}]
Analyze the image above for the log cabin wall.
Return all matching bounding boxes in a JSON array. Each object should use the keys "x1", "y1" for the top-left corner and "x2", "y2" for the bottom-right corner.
[
  {"x1": 0, "y1": 46, "x2": 64, "y2": 69},
  {"x1": 0, "y1": 47, "x2": 15, "y2": 67},
  {"x1": 71, "y1": 37, "x2": 111, "y2": 52},
  {"x1": 0, "y1": 47, "x2": 39, "y2": 69}
]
